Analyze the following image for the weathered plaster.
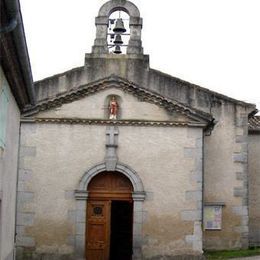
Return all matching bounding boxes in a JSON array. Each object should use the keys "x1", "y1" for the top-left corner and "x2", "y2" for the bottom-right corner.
[
  {"x1": 203, "y1": 104, "x2": 250, "y2": 249},
  {"x1": 17, "y1": 117, "x2": 204, "y2": 258},
  {"x1": 118, "y1": 126, "x2": 203, "y2": 258}
]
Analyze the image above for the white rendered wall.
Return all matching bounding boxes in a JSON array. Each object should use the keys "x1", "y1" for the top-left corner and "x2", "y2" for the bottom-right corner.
[{"x1": 0, "y1": 67, "x2": 20, "y2": 260}]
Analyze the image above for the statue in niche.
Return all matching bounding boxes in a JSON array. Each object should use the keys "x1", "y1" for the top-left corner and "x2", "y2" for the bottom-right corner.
[{"x1": 109, "y1": 96, "x2": 119, "y2": 120}]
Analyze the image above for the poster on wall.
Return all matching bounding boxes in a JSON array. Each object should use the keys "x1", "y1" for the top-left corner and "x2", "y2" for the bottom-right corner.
[{"x1": 204, "y1": 206, "x2": 222, "y2": 230}]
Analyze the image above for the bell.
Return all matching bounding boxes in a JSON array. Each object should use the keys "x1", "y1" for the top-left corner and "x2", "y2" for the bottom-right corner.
[
  {"x1": 113, "y1": 45, "x2": 122, "y2": 54},
  {"x1": 113, "y1": 18, "x2": 126, "y2": 33},
  {"x1": 114, "y1": 34, "x2": 123, "y2": 45}
]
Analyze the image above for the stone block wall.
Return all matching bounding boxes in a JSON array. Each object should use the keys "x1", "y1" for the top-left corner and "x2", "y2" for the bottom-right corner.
[{"x1": 203, "y1": 103, "x2": 250, "y2": 249}]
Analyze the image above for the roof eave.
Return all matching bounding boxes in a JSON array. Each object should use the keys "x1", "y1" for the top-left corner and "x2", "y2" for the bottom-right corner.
[{"x1": 1, "y1": 0, "x2": 35, "y2": 108}]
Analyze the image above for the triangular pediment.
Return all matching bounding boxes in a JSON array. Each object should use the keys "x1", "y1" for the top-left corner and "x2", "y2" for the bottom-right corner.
[{"x1": 23, "y1": 76, "x2": 213, "y2": 128}]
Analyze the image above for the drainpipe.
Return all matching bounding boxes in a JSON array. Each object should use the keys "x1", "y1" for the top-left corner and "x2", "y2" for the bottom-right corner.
[
  {"x1": 2, "y1": 0, "x2": 36, "y2": 106},
  {"x1": 0, "y1": 15, "x2": 18, "y2": 34},
  {"x1": 14, "y1": 121, "x2": 22, "y2": 260},
  {"x1": 202, "y1": 132, "x2": 205, "y2": 250}
]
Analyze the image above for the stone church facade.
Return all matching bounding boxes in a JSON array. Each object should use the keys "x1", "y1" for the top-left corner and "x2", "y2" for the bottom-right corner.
[{"x1": 15, "y1": 0, "x2": 260, "y2": 259}]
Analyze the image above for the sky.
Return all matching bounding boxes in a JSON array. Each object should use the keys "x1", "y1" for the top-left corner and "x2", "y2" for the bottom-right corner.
[{"x1": 20, "y1": 0, "x2": 260, "y2": 112}]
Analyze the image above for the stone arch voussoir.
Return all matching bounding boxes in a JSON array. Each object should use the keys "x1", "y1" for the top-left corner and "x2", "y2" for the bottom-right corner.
[
  {"x1": 74, "y1": 162, "x2": 145, "y2": 259},
  {"x1": 98, "y1": 0, "x2": 140, "y2": 17},
  {"x1": 77, "y1": 162, "x2": 144, "y2": 193}
]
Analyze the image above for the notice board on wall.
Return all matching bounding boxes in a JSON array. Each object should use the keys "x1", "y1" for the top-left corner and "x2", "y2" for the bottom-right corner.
[{"x1": 204, "y1": 205, "x2": 222, "y2": 230}]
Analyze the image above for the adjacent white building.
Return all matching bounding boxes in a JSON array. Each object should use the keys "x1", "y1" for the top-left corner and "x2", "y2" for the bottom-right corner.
[{"x1": 0, "y1": 0, "x2": 35, "y2": 258}]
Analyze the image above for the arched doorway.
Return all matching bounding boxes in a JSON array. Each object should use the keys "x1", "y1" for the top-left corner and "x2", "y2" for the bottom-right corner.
[
  {"x1": 75, "y1": 162, "x2": 145, "y2": 259},
  {"x1": 86, "y1": 171, "x2": 133, "y2": 260}
]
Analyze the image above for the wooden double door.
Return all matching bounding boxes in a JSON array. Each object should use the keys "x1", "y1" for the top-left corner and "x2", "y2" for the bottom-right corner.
[{"x1": 86, "y1": 172, "x2": 133, "y2": 260}]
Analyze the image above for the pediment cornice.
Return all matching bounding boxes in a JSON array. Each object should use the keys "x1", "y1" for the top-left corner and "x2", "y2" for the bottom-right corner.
[{"x1": 24, "y1": 75, "x2": 214, "y2": 127}]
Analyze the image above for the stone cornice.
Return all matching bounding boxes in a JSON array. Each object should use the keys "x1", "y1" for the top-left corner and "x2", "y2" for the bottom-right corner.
[
  {"x1": 20, "y1": 117, "x2": 207, "y2": 128},
  {"x1": 23, "y1": 76, "x2": 213, "y2": 126}
]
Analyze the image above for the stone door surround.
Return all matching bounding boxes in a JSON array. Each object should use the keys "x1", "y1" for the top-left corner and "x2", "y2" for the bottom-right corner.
[{"x1": 75, "y1": 162, "x2": 146, "y2": 260}]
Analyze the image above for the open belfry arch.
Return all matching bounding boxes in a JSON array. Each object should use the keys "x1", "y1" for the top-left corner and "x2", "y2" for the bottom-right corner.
[
  {"x1": 15, "y1": 0, "x2": 259, "y2": 259},
  {"x1": 93, "y1": 0, "x2": 143, "y2": 55}
]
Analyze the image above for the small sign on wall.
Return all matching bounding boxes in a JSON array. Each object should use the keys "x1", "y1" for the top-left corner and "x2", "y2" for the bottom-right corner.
[{"x1": 204, "y1": 205, "x2": 222, "y2": 230}]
